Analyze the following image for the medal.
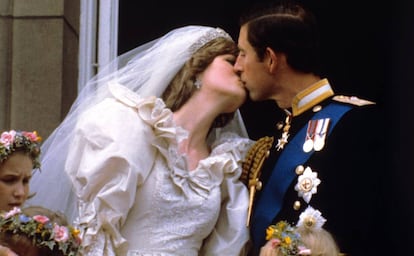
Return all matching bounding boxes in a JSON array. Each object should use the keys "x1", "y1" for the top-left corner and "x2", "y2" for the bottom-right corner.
[
  {"x1": 313, "y1": 137, "x2": 325, "y2": 151},
  {"x1": 294, "y1": 166, "x2": 321, "y2": 204},
  {"x1": 303, "y1": 139, "x2": 313, "y2": 153},
  {"x1": 313, "y1": 118, "x2": 330, "y2": 151},
  {"x1": 276, "y1": 110, "x2": 292, "y2": 151},
  {"x1": 276, "y1": 133, "x2": 289, "y2": 151},
  {"x1": 303, "y1": 120, "x2": 317, "y2": 153}
]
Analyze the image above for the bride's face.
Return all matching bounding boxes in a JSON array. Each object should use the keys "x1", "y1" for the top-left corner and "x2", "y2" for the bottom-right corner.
[{"x1": 201, "y1": 54, "x2": 247, "y2": 112}]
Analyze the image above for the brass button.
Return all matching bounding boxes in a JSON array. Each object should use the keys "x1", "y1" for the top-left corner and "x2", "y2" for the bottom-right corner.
[
  {"x1": 295, "y1": 165, "x2": 304, "y2": 175},
  {"x1": 276, "y1": 121, "x2": 284, "y2": 130},
  {"x1": 293, "y1": 201, "x2": 301, "y2": 210},
  {"x1": 312, "y1": 105, "x2": 322, "y2": 112}
]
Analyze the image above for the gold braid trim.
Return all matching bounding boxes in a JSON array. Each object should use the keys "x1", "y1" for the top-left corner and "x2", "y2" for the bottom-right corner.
[{"x1": 241, "y1": 136, "x2": 274, "y2": 226}]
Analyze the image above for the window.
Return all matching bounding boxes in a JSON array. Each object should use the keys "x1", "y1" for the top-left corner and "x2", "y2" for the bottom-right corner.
[{"x1": 78, "y1": 0, "x2": 118, "y2": 91}]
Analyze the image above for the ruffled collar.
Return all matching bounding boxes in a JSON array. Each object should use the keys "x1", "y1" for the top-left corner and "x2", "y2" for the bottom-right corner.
[{"x1": 109, "y1": 82, "x2": 228, "y2": 198}]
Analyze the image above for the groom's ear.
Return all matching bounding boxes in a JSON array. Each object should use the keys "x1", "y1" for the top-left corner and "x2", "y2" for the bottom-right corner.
[{"x1": 265, "y1": 47, "x2": 278, "y2": 74}]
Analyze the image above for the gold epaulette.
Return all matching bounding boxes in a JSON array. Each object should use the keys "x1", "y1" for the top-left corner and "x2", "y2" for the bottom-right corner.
[
  {"x1": 241, "y1": 136, "x2": 274, "y2": 227},
  {"x1": 333, "y1": 95, "x2": 375, "y2": 106}
]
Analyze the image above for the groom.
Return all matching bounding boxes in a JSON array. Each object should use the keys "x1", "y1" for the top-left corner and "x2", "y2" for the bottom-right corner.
[{"x1": 234, "y1": 2, "x2": 387, "y2": 255}]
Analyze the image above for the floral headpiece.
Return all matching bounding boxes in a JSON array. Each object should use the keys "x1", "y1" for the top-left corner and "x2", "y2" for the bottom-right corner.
[
  {"x1": 266, "y1": 206, "x2": 327, "y2": 255},
  {"x1": 266, "y1": 221, "x2": 311, "y2": 255},
  {"x1": 0, "y1": 130, "x2": 42, "y2": 169},
  {"x1": 0, "y1": 207, "x2": 81, "y2": 256}
]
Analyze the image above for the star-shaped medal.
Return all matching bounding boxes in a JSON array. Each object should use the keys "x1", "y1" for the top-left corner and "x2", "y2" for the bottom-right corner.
[
  {"x1": 275, "y1": 110, "x2": 292, "y2": 151},
  {"x1": 294, "y1": 166, "x2": 321, "y2": 203},
  {"x1": 275, "y1": 132, "x2": 289, "y2": 151}
]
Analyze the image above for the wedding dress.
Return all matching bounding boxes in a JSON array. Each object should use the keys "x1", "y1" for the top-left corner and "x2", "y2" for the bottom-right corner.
[
  {"x1": 28, "y1": 25, "x2": 252, "y2": 255},
  {"x1": 70, "y1": 83, "x2": 251, "y2": 255}
]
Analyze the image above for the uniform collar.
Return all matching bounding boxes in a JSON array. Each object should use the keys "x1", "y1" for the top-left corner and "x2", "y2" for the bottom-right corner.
[{"x1": 291, "y1": 78, "x2": 334, "y2": 116}]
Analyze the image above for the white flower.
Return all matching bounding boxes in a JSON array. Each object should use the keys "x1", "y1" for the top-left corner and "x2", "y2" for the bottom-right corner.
[
  {"x1": 294, "y1": 166, "x2": 320, "y2": 203},
  {"x1": 297, "y1": 206, "x2": 326, "y2": 230}
]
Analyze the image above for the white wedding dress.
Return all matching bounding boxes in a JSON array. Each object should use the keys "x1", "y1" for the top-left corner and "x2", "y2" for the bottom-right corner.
[{"x1": 66, "y1": 83, "x2": 252, "y2": 256}]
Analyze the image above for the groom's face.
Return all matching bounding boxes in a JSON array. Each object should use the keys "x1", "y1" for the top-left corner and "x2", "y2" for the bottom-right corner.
[{"x1": 234, "y1": 25, "x2": 275, "y2": 102}]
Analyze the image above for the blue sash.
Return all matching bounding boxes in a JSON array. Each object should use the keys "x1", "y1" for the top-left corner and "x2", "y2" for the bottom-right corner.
[{"x1": 251, "y1": 102, "x2": 353, "y2": 252}]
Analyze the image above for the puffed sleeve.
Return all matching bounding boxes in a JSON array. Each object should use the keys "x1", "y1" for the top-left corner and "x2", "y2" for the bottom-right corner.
[
  {"x1": 200, "y1": 133, "x2": 254, "y2": 256},
  {"x1": 65, "y1": 95, "x2": 156, "y2": 255}
]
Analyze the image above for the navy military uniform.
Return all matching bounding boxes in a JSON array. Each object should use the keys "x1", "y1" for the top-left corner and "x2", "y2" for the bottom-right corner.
[{"x1": 246, "y1": 79, "x2": 386, "y2": 255}]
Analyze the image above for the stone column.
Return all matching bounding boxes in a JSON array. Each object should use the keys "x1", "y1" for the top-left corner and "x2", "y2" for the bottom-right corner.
[{"x1": 0, "y1": 0, "x2": 79, "y2": 139}]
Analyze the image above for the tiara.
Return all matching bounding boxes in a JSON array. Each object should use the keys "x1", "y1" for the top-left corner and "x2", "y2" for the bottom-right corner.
[
  {"x1": 0, "y1": 130, "x2": 42, "y2": 169},
  {"x1": 0, "y1": 207, "x2": 81, "y2": 256},
  {"x1": 189, "y1": 27, "x2": 233, "y2": 54}
]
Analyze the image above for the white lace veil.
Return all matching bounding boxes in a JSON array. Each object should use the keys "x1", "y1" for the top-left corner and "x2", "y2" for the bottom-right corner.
[{"x1": 27, "y1": 25, "x2": 248, "y2": 222}]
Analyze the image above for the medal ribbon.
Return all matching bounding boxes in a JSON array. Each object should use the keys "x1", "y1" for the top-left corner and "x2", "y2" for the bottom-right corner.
[
  {"x1": 314, "y1": 118, "x2": 330, "y2": 151},
  {"x1": 305, "y1": 119, "x2": 317, "y2": 141}
]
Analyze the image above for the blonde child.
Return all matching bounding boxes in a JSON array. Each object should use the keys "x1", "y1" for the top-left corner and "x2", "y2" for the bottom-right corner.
[{"x1": 260, "y1": 206, "x2": 339, "y2": 256}]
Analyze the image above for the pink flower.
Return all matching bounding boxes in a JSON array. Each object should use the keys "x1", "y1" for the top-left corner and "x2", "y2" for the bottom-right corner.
[
  {"x1": 0, "y1": 131, "x2": 16, "y2": 148},
  {"x1": 4, "y1": 207, "x2": 21, "y2": 218},
  {"x1": 22, "y1": 131, "x2": 40, "y2": 142},
  {"x1": 33, "y1": 215, "x2": 50, "y2": 224},
  {"x1": 53, "y1": 224, "x2": 69, "y2": 242}
]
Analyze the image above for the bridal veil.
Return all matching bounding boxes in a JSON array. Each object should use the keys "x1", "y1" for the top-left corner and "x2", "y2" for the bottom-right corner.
[{"x1": 27, "y1": 25, "x2": 248, "y2": 222}]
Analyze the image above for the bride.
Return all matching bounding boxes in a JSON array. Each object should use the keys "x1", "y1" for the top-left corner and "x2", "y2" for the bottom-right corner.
[{"x1": 28, "y1": 25, "x2": 253, "y2": 255}]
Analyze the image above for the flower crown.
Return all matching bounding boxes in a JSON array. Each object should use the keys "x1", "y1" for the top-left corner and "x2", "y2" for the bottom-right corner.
[
  {"x1": 0, "y1": 207, "x2": 81, "y2": 256},
  {"x1": 0, "y1": 130, "x2": 42, "y2": 169},
  {"x1": 266, "y1": 221, "x2": 311, "y2": 256},
  {"x1": 266, "y1": 206, "x2": 326, "y2": 255}
]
